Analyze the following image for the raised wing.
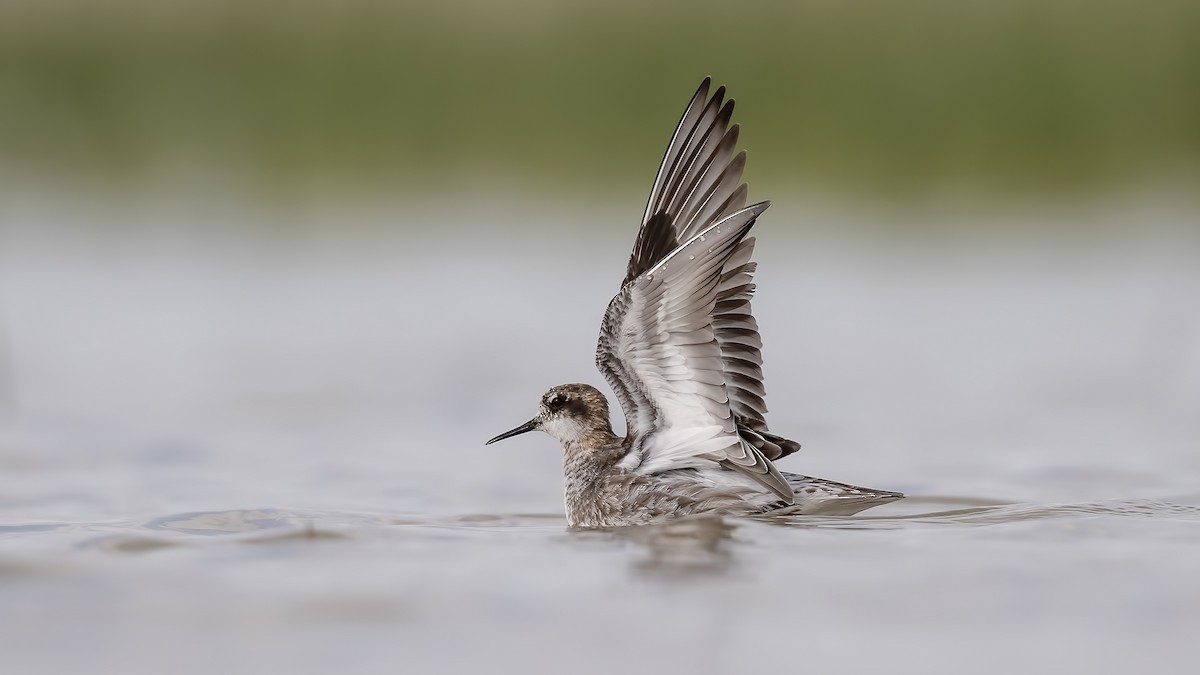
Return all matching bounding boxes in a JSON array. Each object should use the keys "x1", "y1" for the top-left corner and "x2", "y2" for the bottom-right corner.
[
  {"x1": 596, "y1": 204, "x2": 792, "y2": 502},
  {"x1": 623, "y1": 78, "x2": 796, "y2": 460},
  {"x1": 626, "y1": 77, "x2": 749, "y2": 284}
]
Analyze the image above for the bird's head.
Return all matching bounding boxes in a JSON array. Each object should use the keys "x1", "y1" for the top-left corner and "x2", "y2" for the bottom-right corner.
[{"x1": 485, "y1": 383, "x2": 613, "y2": 447}]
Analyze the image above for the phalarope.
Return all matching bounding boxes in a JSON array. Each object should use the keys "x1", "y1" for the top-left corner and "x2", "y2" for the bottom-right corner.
[{"x1": 487, "y1": 78, "x2": 903, "y2": 527}]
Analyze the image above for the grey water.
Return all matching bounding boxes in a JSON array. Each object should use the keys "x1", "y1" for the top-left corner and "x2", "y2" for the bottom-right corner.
[{"x1": 2, "y1": 198, "x2": 1199, "y2": 674}]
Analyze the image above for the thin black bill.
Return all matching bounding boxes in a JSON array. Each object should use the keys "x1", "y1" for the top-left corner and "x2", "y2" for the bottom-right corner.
[{"x1": 485, "y1": 419, "x2": 538, "y2": 445}]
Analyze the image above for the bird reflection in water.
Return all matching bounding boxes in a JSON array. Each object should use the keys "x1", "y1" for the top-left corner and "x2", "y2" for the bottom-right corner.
[{"x1": 592, "y1": 515, "x2": 739, "y2": 579}]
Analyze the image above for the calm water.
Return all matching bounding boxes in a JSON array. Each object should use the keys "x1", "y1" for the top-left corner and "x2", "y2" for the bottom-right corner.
[{"x1": 2, "y1": 199, "x2": 1199, "y2": 674}]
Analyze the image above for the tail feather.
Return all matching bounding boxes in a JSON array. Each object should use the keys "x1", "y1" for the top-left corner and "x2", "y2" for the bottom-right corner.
[
  {"x1": 736, "y1": 418, "x2": 802, "y2": 461},
  {"x1": 777, "y1": 473, "x2": 904, "y2": 516}
]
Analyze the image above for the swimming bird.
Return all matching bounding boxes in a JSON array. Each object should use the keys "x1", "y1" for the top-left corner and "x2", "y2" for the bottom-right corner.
[{"x1": 486, "y1": 78, "x2": 903, "y2": 528}]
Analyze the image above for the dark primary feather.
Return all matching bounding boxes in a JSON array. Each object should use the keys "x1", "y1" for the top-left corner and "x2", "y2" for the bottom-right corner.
[
  {"x1": 626, "y1": 78, "x2": 749, "y2": 286},
  {"x1": 625, "y1": 212, "x2": 679, "y2": 283}
]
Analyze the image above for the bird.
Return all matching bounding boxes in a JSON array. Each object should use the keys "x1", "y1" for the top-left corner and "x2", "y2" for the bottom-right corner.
[{"x1": 486, "y1": 78, "x2": 903, "y2": 528}]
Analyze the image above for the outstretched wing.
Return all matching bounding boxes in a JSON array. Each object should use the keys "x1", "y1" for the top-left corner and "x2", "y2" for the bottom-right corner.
[
  {"x1": 623, "y1": 78, "x2": 796, "y2": 459},
  {"x1": 625, "y1": 77, "x2": 749, "y2": 285},
  {"x1": 596, "y1": 204, "x2": 793, "y2": 502}
]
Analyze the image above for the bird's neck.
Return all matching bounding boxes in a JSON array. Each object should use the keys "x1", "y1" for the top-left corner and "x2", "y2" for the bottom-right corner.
[
  {"x1": 558, "y1": 428, "x2": 622, "y2": 459},
  {"x1": 561, "y1": 430, "x2": 625, "y2": 526}
]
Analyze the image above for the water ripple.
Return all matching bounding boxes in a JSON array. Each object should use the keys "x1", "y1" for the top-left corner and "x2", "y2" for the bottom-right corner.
[{"x1": 26, "y1": 497, "x2": 1200, "y2": 557}]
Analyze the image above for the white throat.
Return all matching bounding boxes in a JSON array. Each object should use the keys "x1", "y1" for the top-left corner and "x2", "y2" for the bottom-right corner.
[{"x1": 540, "y1": 416, "x2": 590, "y2": 447}]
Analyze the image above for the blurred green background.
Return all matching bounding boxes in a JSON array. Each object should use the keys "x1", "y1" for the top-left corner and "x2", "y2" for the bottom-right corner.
[{"x1": 1, "y1": 0, "x2": 1198, "y2": 204}]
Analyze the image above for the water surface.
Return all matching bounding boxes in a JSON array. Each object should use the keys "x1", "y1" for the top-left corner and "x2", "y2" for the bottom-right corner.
[{"x1": 2, "y1": 202, "x2": 1199, "y2": 673}]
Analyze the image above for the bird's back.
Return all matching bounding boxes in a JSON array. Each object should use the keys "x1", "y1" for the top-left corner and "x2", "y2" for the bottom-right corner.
[{"x1": 566, "y1": 450, "x2": 902, "y2": 527}]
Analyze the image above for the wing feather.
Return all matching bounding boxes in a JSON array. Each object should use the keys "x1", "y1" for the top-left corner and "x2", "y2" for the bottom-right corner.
[
  {"x1": 640, "y1": 78, "x2": 713, "y2": 228},
  {"x1": 597, "y1": 205, "x2": 792, "y2": 502},
  {"x1": 605, "y1": 79, "x2": 803, "y2": 500}
]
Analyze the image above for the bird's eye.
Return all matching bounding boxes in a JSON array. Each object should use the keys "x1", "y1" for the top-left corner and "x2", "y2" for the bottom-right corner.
[{"x1": 549, "y1": 395, "x2": 567, "y2": 410}]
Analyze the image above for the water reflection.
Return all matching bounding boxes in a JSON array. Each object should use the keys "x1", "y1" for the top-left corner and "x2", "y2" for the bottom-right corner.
[
  {"x1": 560, "y1": 497, "x2": 1200, "y2": 578},
  {"x1": 584, "y1": 516, "x2": 739, "y2": 580}
]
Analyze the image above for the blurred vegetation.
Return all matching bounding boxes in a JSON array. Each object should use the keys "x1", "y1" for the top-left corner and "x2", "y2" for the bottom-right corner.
[{"x1": 1, "y1": 0, "x2": 1197, "y2": 200}]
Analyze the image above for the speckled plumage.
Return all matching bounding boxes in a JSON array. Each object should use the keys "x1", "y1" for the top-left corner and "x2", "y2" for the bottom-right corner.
[
  {"x1": 486, "y1": 80, "x2": 903, "y2": 528},
  {"x1": 498, "y1": 384, "x2": 901, "y2": 528}
]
